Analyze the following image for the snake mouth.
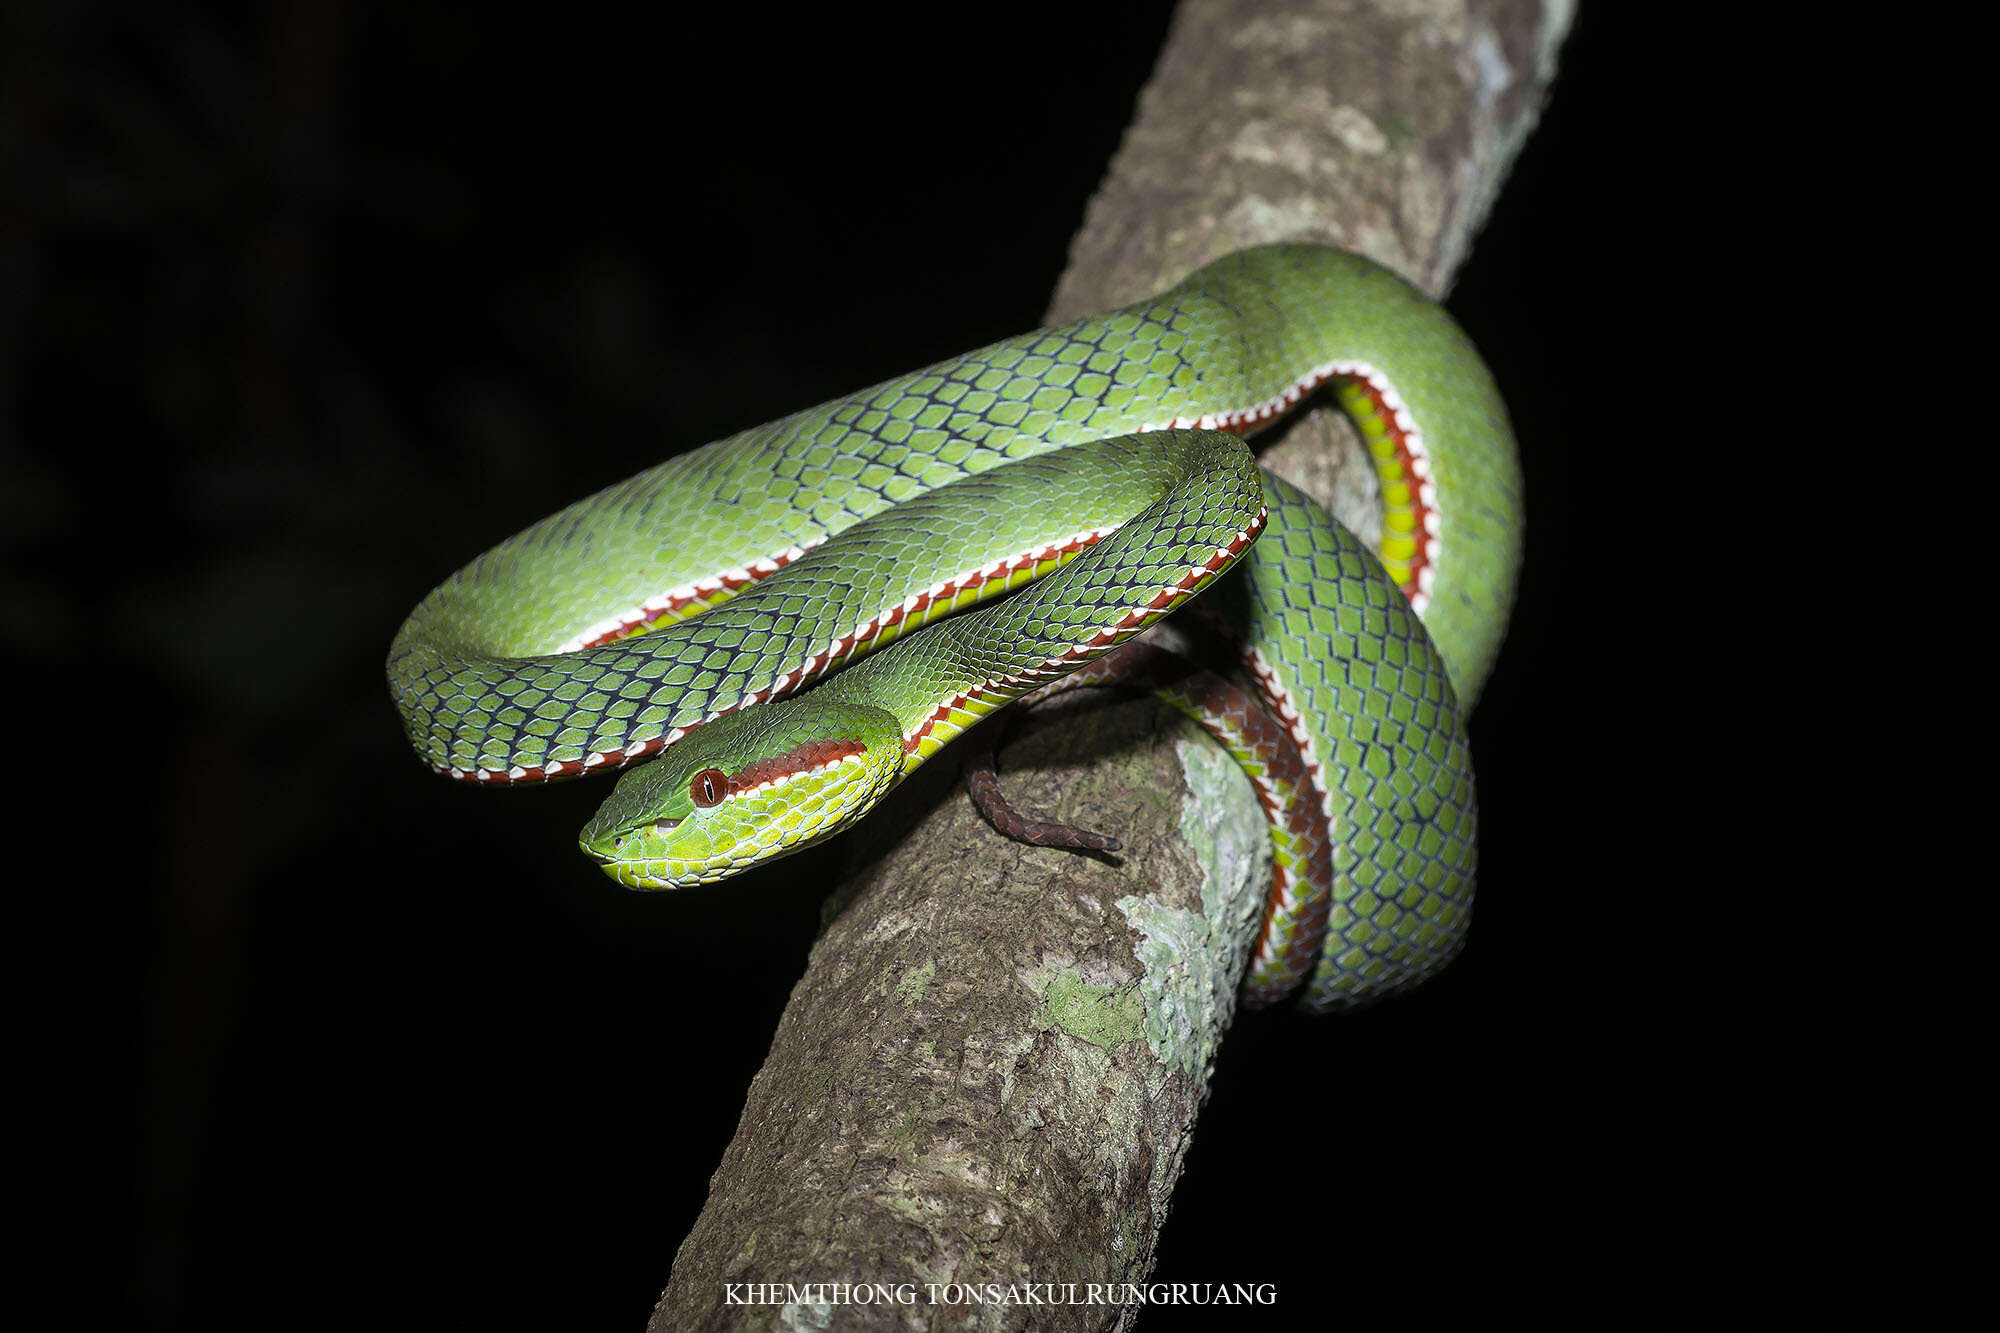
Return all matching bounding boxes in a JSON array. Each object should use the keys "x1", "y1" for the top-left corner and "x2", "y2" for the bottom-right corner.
[
  {"x1": 579, "y1": 810, "x2": 688, "y2": 868},
  {"x1": 578, "y1": 823, "x2": 661, "y2": 865}
]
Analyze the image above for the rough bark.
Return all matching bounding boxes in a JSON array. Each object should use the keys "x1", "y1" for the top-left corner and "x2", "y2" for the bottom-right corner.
[{"x1": 653, "y1": 2, "x2": 1570, "y2": 1327}]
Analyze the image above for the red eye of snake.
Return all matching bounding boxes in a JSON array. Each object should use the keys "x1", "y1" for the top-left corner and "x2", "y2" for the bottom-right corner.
[{"x1": 689, "y1": 767, "x2": 728, "y2": 807}]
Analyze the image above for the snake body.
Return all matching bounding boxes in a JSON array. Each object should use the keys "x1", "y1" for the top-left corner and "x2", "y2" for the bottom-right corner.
[{"x1": 388, "y1": 244, "x2": 1521, "y2": 1009}]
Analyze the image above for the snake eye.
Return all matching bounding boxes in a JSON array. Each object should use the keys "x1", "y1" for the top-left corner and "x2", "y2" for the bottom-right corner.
[{"x1": 689, "y1": 767, "x2": 729, "y2": 807}]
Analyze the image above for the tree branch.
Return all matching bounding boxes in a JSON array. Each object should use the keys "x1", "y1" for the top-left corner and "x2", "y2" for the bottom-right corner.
[{"x1": 653, "y1": 2, "x2": 1569, "y2": 1326}]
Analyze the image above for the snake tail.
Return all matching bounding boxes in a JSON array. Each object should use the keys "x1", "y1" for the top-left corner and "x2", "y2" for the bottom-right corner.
[
  {"x1": 965, "y1": 639, "x2": 1340, "y2": 1007},
  {"x1": 968, "y1": 466, "x2": 1478, "y2": 1011}
]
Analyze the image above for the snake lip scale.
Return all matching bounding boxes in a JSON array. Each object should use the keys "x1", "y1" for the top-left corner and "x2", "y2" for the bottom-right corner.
[
  {"x1": 583, "y1": 740, "x2": 874, "y2": 856},
  {"x1": 390, "y1": 243, "x2": 1520, "y2": 1007}
]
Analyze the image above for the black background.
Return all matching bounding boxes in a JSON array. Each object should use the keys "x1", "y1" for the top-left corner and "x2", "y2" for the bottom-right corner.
[{"x1": 9, "y1": 3, "x2": 1921, "y2": 1329}]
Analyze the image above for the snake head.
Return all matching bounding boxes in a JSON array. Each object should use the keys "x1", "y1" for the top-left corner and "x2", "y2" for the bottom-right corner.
[{"x1": 578, "y1": 697, "x2": 904, "y2": 888}]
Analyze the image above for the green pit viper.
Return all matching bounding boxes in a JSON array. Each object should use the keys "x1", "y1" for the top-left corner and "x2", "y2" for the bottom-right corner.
[{"x1": 387, "y1": 244, "x2": 1521, "y2": 1012}]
